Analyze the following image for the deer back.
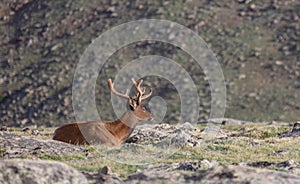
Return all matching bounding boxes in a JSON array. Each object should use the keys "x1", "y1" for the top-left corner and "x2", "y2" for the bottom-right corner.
[{"x1": 53, "y1": 121, "x2": 121, "y2": 146}]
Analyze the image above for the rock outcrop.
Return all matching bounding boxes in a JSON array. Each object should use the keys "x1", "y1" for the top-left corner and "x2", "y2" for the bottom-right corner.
[
  {"x1": 0, "y1": 159, "x2": 88, "y2": 184},
  {"x1": 126, "y1": 163, "x2": 300, "y2": 184},
  {"x1": 0, "y1": 131, "x2": 84, "y2": 158}
]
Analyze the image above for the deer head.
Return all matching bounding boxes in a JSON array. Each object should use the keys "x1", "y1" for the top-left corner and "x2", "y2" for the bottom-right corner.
[{"x1": 107, "y1": 78, "x2": 153, "y2": 122}]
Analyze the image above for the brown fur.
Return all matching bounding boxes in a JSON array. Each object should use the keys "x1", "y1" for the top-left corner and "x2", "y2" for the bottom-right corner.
[{"x1": 53, "y1": 106, "x2": 152, "y2": 146}]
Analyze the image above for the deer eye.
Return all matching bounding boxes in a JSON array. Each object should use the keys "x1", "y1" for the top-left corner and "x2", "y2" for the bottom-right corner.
[{"x1": 142, "y1": 107, "x2": 146, "y2": 111}]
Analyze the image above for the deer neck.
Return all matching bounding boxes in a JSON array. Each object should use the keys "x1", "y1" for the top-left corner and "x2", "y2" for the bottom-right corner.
[
  {"x1": 105, "y1": 110, "x2": 139, "y2": 142},
  {"x1": 120, "y1": 110, "x2": 139, "y2": 127}
]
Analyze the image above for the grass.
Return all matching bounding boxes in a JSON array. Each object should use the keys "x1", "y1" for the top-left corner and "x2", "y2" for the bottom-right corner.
[
  {"x1": 223, "y1": 124, "x2": 291, "y2": 139},
  {"x1": 8, "y1": 127, "x2": 56, "y2": 140},
  {"x1": 2, "y1": 123, "x2": 299, "y2": 178},
  {"x1": 38, "y1": 154, "x2": 64, "y2": 161},
  {"x1": 37, "y1": 151, "x2": 143, "y2": 178},
  {"x1": 0, "y1": 149, "x2": 6, "y2": 157},
  {"x1": 71, "y1": 157, "x2": 144, "y2": 178}
]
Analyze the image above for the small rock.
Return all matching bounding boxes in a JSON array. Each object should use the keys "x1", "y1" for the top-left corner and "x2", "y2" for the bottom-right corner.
[
  {"x1": 239, "y1": 11, "x2": 246, "y2": 16},
  {"x1": 249, "y1": 4, "x2": 256, "y2": 10},
  {"x1": 50, "y1": 43, "x2": 63, "y2": 51},
  {"x1": 0, "y1": 126, "x2": 7, "y2": 131},
  {"x1": 177, "y1": 161, "x2": 202, "y2": 171},
  {"x1": 22, "y1": 127, "x2": 30, "y2": 132},
  {"x1": 276, "y1": 160, "x2": 296, "y2": 168},
  {"x1": 100, "y1": 166, "x2": 110, "y2": 175},
  {"x1": 31, "y1": 129, "x2": 40, "y2": 136},
  {"x1": 247, "y1": 161, "x2": 273, "y2": 168},
  {"x1": 239, "y1": 74, "x2": 246, "y2": 79},
  {"x1": 278, "y1": 122, "x2": 300, "y2": 138},
  {"x1": 270, "y1": 150, "x2": 290, "y2": 156},
  {"x1": 20, "y1": 119, "x2": 28, "y2": 125},
  {"x1": 275, "y1": 61, "x2": 283, "y2": 65},
  {"x1": 33, "y1": 146, "x2": 42, "y2": 151},
  {"x1": 292, "y1": 122, "x2": 300, "y2": 132}
]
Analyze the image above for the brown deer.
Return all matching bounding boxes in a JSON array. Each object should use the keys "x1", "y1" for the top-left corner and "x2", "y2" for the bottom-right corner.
[{"x1": 53, "y1": 78, "x2": 153, "y2": 146}]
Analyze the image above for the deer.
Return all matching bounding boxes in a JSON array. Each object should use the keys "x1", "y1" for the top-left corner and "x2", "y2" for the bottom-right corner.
[{"x1": 53, "y1": 78, "x2": 153, "y2": 146}]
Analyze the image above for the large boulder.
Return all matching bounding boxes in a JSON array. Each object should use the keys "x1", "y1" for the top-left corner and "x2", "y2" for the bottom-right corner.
[
  {"x1": 0, "y1": 131, "x2": 84, "y2": 158},
  {"x1": 126, "y1": 162, "x2": 300, "y2": 184},
  {"x1": 279, "y1": 122, "x2": 300, "y2": 138},
  {"x1": 0, "y1": 159, "x2": 88, "y2": 184}
]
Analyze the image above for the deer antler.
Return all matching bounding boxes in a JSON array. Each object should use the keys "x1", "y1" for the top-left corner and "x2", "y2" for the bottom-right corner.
[
  {"x1": 108, "y1": 78, "x2": 152, "y2": 104},
  {"x1": 131, "y1": 78, "x2": 152, "y2": 104},
  {"x1": 108, "y1": 79, "x2": 130, "y2": 99},
  {"x1": 141, "y1": 88, "x2": 152, "y2": 100}
]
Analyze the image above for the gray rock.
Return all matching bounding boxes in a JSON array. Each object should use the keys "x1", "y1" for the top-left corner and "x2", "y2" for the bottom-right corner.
[
  {"x1": 200, "y1": 165, "x2": 300, "y2": 184},
  {"x1": 0, "y1": 132, "x2": 83, "y2": 158},
  {"x1": 238, "y1": 160, "x2": 300, "y2": 176},
  {"x1": 0, "y1": 126, "x2": 7, "y2": 131},
  {"x1": 203, "y1": 118, "x2": 248, "y2": 125},
  {"x1": 82, "y1": 166, "x2": 124, "y2": 184},
  {"x1": 279, "y1": 122, "x2": 300, "y2": 138},
  {"x1": 126, "y1": 123, "x2": 202, "y2": 147},
  {"x1": 0, "y1": 159, "x2": 88, "y2": 184},
  {"x1": 126, "y1": 164, "x2": 300, "y2": 184}
]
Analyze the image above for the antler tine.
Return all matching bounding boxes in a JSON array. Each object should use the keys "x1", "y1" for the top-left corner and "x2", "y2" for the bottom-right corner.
[
  {"x1": 107, "y1": 79, "x2": 130, "y2": 99},
  {"x1": 131, "y1": 78, "x2": 153, "y2": 103},
  {"x1": 141, "y1": 88, "x2": 152, "y2": 100},
  {"x1": 131, "y1": 78, "x2": 143, "y2": 94},
  {"x1": 141, "y1": 87, "x2": 146, "y2": 94},
  {"x1": 131, "y1": 78, "x2": 145, "y2": 104},
  {"x1": 124, "y1": 89, "x2": 129, "y2": 96}
]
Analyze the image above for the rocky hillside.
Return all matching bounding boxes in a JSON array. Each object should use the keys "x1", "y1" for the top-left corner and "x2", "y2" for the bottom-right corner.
[{"x1": 0, "y1": 0, "x2": 299, "y2": 127}]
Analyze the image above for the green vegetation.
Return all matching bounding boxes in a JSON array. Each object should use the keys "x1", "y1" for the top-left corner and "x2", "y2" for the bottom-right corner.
[
  {"x1": 0, "y1": 149, "x2": 6, "y2": 157},
  {"x1": 38, "y1": 154, "x2": 63, "y2": 161},
  {"x1": 222, "y1": 124, "x2": 290, "y2": 139},
  {"x1": 31, "y1": 151, "x2": 143, "y2": 178}
]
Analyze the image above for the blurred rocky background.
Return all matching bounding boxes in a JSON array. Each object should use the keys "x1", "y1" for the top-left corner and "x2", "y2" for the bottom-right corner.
[{"x1": 0, "y1": 0, "x2": 299, "y2": 127}]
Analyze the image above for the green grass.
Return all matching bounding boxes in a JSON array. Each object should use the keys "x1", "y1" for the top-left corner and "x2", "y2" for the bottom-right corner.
[
  {"x1": 165, "y1": 136, "x2": 299, "y2": 167},
  {"x1": 222, "y1": 124, "x2": 290, "y2": 139},
  {"x1": 36, "y1": 150, "x2": 144, "y2": 178},
  {"x1": 0, "y1": 149, "x2": 6, "y2": 157},
  {"x1": 72, "y1": 158, "x2": 144, "y2": 178},
  {"x1": 165, "y1": 123, "x2": 298, "y2": 167},
  {"x1": 38, "y1": 154, "x2": 63, "y2": 161}
]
